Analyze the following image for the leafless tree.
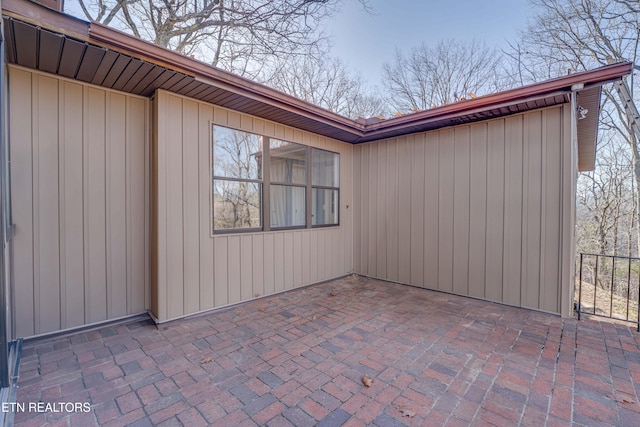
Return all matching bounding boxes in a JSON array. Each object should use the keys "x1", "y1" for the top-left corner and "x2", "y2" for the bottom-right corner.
[
  {"x1": 71, "y1": 0, "x2": 369, "y2": 78},
  {"x1": 577, "y1": 139, "x2": 635, "y2": 257},
  {"x1": 505, "y1": 0, "x2": 640, "y2": 254},
  {"x1": 266, "y1": 56, "x2": 388, "y2": 119},
  {"x1": 381, "y1": 39, "x2": 505, "y2": 113}
]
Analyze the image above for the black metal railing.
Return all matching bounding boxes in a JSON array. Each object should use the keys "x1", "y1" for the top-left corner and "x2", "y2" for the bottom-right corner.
[{"x1": 577, "y1": 253, "x2": 640, "y2": 331}]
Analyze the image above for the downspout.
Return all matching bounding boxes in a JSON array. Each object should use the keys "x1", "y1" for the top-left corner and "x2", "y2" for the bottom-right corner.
[{"x1": 562, "y1": 84, "x2": 582, "y2": 317}]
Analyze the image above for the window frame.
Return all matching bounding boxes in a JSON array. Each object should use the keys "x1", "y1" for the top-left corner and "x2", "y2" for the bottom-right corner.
[
  {"x1": 211, "y1": 124, "x2": 340, "y2": 235},
  {"x1": 211, "y1": 125, "x2": 264, "y2": 234},
  {"x1": 269, "y1": 139, "x2": 308, "y2": 231},
  {"x1": 310, "y1": 147, "x2": 340, "y2": 228}
]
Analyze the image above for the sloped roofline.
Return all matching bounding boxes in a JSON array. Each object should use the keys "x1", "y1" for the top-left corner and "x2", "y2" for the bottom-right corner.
[{"x1": 1, "y1": 0, "x2": 634, "y2": 145}]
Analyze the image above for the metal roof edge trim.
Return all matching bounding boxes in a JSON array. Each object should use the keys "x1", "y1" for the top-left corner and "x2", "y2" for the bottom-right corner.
[
  {"x1": 354, "y1": 90, "x2": 572, "y2": 143},
  {"x1": 363, "y1": 62, "x2": 633, "y2": 133}
]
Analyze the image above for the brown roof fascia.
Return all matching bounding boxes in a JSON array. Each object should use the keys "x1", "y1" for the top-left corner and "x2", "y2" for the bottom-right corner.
[
  {"x1": 3, "y1": 0, "x2": 88, "y2": 40},
  {"x1": 88, "y1": 22, "x2": 365, "y2": 137},
  {"x1": 362, "y1": 62, "x2": 633, "y2": 136},
  {"x1": 356, "y1": 90, "x2": 572, "y2": 143}
]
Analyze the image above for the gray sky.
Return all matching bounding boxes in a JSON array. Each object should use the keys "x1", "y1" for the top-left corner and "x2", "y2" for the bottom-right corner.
[{"x1": 325, "y1": 0, "x2": 532, "y2": 85}]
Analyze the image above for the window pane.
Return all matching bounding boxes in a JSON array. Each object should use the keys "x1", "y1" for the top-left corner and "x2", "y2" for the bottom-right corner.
[
  {"x1": 270, "y1": 140, "x2": 306, "y2": 185},
  {"x1": 270, "y1": 185, "x2": 306, "y2": 228},
  {"x1": 213, "y1": 126, "x2": 263, "y2": 180},
  {"x1": 312, "y1": 189, "x2": 338, "y2": 226},
  {"x1": 311, "y1": 148, "x2": 339, "y2": 187},
  {"x1": 213, "y1": 180, "x2": 261, "y2": 230}
]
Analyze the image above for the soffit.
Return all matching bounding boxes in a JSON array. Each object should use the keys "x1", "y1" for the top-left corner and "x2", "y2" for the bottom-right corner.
[{"x1": 576, "y1": 86, "x2": 602, "y2": 172}]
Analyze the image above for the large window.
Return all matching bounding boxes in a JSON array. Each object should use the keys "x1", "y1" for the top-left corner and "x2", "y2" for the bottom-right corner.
[
  {"x1": 311, "y1": 148, "x2": 339, "y2": 226},
  {"x1": 212, "y1": 125, "x2": 339, "y2": 233},
  {"x1": 270, "y1": 140, "x2": 306, "y2": 228},
  {"x1": 212, "y1": 126, "x2": 263, "y2": 231}
]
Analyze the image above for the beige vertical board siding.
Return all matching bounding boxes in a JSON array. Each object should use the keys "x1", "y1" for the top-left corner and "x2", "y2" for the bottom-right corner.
[
  {"x1": 329, "y1": 230, "x2": 338, "y2": 279},
  {"x1": 502, "y1": 116, "x2": 524, "y2": 306},
  {"x1": 166, "y1": 95, "x2": 185, "y2": 319},
  {"x1": 485, "y1": 120, "x2": 506, "y2": 302},
  {"x1": 214, "y1": 237, "x2": 228, "y2": 305},
  {"x1": 386, "y1": 141, "x2": 399, "y2": 282},
  {"x1": 308, "y1": 227, "x2": 319, "y2": 284},
  {"x1": 452, "y1": 126, "x2": 470, "y2": 296},
  {"x1": 150, "y1": 97, "x2": 159, "y2": 318},
  {"x1": 61, "y1": 81, "x2": 85, "y2": 328},
  {"x1": 468, "y1": 123, "x2": 488, "y2": 299},
  {"x1": 316, "y1": 230, "x2": 326, "y2": 282},
  {"x1": 153, "y1": 92, "x2": 166, "y2": 319},
  {"x1": 10, "y1": 67, "x2": 149, "y2": 336},
  {"x1": 368, "y1": 144, "x2": 378, "y2": 276},
  {"x1": 300, "y1": 232, "x2": 310, "y2": 285},
  {"x1": 149, "y1": 98, "x2": 162, "y2": 319},
  {"x1": 85, "y1": 87, "x2": 108, "y2": 323},
  {"x1": 397, "y1": 137, "x2": 411, "y2": 285},
  {"x1": 300, "y1": 233, "x2": 311, "y2": 285},
  {"x1": 359, "y1": 145, "x2": 370, "y2": 275},
  {"x1": 241, "y1": 235, "x2": 253, "y2": 299},
  {"x1": 541, "y1": 109, "x2": 562, "y2": 312},
  {"x1": 293, "y1": 232, "x2": 302, "y2": 286},
  {"x1": 252, "y1": 235, "x2": 265, "y2": 297},
  {"x1": 273, "y1": 231, "x2": 285, "y2": 292},
  {"x1": 438, "y1": 129, "x2": 455, "y2": 293},
  {"x1": 376, "y1": 143, "x2": 387, "y2": 278},
  {"x1": 128, "y1": 97, "x2": 149, "y2": 314},
  {"x1": 410, "y1": 135, "x2": 426, "y2": 286},
  {"x1": 264, "y1": 234, "x2": 276, "y2": 294},
  {"x1": 333, "y1": 229, "x2": 342, "y2": 279},
  {"x1": 228, "y1": 236, "x2": 241, "y2": 303},
  {"x1": 107, "y1": 93, "x2": 127, "y2": 319},
  {"x1": 522, "y1": 112, "x2": 543, "y2": 309},
  {"x1": 36, "y1": 75, "x2": 61, "y2": 333},
  {"x1": 152, "y1": 90, "x2": 353, "y2": 322},
  {"x1": 182, "y1": 99, "x2": 200, "y2": 314},
  {"x1": 198, "y1": 103, "x2": 215, "y2": 310},
  {"x1": 283, "y1": 233, "x2": 296, "y2": 289},
  {"x1": 11, "y1": 68, "x2": 35, "y2": 337},
  {"x1": 353, "y1": 144, "x2": 362, "y2": 274},
  {"x1": 423, "y1": 133, "x2": 439, "y2": 289},
  {"x1": 353, "y1": 106, "x2": 570, "y2": 314},
  {"x1": 341, "y1": 144, "x2": 354, "y2": 275}
]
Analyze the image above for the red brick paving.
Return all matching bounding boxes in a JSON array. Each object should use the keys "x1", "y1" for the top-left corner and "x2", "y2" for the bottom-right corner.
[{"x1": 11, "y1": 276, "x2": 640, "y2": 426}]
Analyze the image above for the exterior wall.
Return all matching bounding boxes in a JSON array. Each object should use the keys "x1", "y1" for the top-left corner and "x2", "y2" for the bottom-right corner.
[
  {"x1": 354, "y1": 106, "x2": 575, "y2": 315},
  {"x1": 10, "y1": 66, "x2": 150, "y2": 337},
  {"x1": 151, "y1": 90, "x2": 354, "y2": 322}
]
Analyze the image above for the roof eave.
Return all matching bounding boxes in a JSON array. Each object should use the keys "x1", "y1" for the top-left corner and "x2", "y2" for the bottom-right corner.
[
  {"x1": 1, "y1": 0, "x2": 634, "y2": 146},
  {"x1": 88, "y1": 22, "x2": 366, "y2": 138},
  {"x1": 361, "y1": 62, "x2": 633, "y2": 135}
]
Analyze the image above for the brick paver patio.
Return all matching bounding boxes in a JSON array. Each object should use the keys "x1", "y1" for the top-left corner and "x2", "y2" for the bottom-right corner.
[{"x1": 11, "y1": 276, "x2": 640, "y2": 426}]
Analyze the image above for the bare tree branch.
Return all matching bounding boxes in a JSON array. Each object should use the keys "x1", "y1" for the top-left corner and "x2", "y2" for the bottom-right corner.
[{"x1": 381, "y1": 39, "x2": 505, "y2": 113}]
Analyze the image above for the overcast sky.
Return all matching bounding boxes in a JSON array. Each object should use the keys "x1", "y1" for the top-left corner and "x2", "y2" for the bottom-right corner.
[{"x1": 325, "y1": 0, "x2": 532, "y2": 85}]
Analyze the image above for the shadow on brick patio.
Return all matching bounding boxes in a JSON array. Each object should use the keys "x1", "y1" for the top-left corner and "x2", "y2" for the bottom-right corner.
[{"x1": 11, "y1": 276, "x2": 640, "y2": 426}]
